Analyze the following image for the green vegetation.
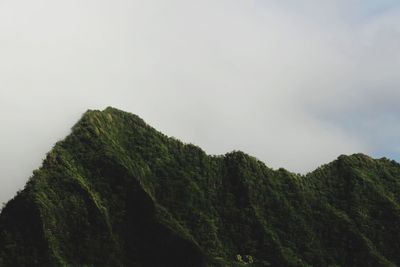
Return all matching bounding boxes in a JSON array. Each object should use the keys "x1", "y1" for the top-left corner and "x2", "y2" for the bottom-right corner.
[{"x1": 0, "y1": 107, "x2": 399, "y2": 266}]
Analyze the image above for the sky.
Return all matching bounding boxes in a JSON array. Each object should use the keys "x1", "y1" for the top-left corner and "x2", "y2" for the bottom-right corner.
[{"x1": 1, "y1": 0, "x2": 400, "y2": 204}]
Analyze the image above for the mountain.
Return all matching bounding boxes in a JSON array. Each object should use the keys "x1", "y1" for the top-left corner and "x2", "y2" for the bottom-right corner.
[{"x1": 1, "y1": 107, "x2": 399, "y2": 267}]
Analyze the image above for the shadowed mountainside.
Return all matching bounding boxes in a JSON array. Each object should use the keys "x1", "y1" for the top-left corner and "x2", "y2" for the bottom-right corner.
[{"x1": 1, "y1": 107, "x2": 400, "y2": 267}]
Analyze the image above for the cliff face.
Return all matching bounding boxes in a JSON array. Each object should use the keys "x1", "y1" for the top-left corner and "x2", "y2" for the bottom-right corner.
[{"x1": 0, "y1": 107, "x2": 399, "y2": 267}]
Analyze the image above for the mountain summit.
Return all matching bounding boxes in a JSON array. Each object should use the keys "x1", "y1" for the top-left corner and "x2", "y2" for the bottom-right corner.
[{"x1": 1, "y1": 107, "x2": 399, "y2": 267}]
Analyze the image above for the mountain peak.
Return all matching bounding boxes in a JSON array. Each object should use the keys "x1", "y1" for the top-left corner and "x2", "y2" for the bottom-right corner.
[
  {"x1": 1, "y1": 108, "x2": 400, "y2": 267},
  {"x1": 337, "y1": 153, "x2": 374, "y2": 163}
]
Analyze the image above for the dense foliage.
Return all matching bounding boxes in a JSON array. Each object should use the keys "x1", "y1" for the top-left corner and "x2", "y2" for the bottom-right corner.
[{"x1": 0, "y1": 107, "x2": 399, "y2": 267}]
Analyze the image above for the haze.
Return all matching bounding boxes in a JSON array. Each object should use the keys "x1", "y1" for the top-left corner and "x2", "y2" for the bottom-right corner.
[{"x1": 1, "y1": 0, "x2": 400, "y2": 204}]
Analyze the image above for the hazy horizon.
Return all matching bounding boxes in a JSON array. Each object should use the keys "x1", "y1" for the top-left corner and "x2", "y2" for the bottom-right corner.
[{"x1": 1, "y1": 0, "x2": 400, "y2": 204}]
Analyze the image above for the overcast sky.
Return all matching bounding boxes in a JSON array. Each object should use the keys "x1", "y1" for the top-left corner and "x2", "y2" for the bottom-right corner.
[{"x1": 1, "y1": 0, "x2": 400, "y2": 204}]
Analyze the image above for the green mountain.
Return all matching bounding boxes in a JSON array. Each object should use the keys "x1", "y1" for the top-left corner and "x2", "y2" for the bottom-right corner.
[{"x1": 1, "y1": 107, "x2": 400, "y2": 267}]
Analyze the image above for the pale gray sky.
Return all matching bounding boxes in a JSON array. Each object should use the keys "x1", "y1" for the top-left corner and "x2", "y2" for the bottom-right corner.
[{"x1": 1, "y1": 0, "x2": 400, "y2": 204}]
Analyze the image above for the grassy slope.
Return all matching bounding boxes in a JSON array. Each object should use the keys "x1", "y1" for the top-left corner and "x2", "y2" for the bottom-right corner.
[{"x1": 0, "y1": 107, "x2": 399, "y2": 267}]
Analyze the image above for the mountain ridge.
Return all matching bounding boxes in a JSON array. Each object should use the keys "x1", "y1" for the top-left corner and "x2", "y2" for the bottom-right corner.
[{"x1": 1, "y1": 107, "x2": 399, "y2": 267}]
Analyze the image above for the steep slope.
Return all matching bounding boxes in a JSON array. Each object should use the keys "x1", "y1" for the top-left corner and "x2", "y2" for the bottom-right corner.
[{"x1": 0, "y1": 107, "x2": 399, "y2": 267}]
